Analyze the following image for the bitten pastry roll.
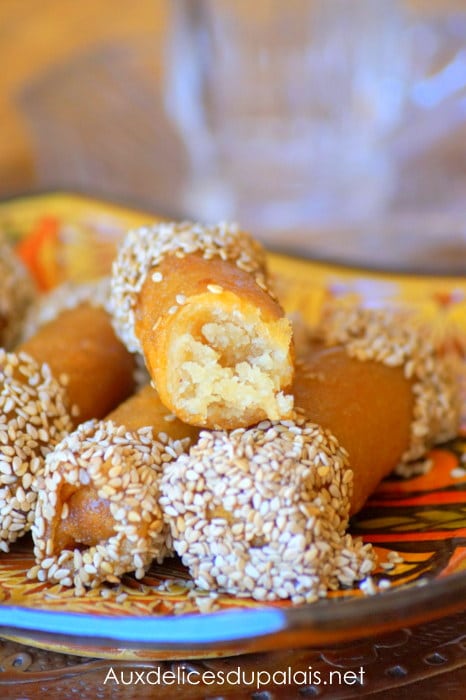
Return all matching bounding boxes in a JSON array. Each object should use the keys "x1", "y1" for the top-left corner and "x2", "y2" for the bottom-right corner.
[
  {"x1": 0, "y1": 237, "x2": 35, "y2": 348},
  {"x1": 0, "y1": 280, "x2": 137, "y2": 550},
  {"x1": 293, "y1": 306, "x2": 460, "y2": 514},
  {"x1": 109, "y1": 221, "x2": 294, "y2": 429},
  {"x1": 30, "y1": 384, "x2": 198, "y2": 593},
  {"x1": 161, "y1": 419, "x2": 375, "y2": 604}
]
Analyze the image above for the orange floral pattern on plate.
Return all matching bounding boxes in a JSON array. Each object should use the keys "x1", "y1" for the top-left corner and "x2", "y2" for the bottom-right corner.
[{"x1": 0, "y1": 192, "x2": 465, "y2": 650}]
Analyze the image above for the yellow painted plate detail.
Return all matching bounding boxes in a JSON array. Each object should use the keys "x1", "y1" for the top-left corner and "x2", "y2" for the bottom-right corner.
[{"x1": 0, "y1": 192, "x2": 465, "y2": 659}]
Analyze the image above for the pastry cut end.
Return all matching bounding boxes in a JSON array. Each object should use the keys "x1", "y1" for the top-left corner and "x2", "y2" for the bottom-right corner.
[{"x1": 151, "y1": 293, "x2": 294, "y2": 429}]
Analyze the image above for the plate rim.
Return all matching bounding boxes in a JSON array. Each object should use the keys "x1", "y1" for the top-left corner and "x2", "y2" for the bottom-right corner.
[
  {"x1": 0, "y1": 564, "x2": 465, "y2": 652},
  {"x1": 1, "y1": 189, "x2": 466, "y2": 656}
]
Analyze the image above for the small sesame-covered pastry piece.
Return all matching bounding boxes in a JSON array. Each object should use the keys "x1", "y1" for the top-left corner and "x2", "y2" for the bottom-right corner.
[
  {"x1": 18, "y1": 280, "x2": 136, "y2": 426},
  {"x1": 0, "y1": 350, "x2": 72, "y2": 551},
  {"x1": 109, "y1": 221, "x2": 294, "y2": 429},
  {"x1": 160, "y1": 419, "x2": 375, "y2": 604},
  {"x1": 30, "y1": 384, "x2": 198, "y2": 592},
  {"x1": 31, "y1": 421, "x2": 183, "y2": 593},
  {"x1": 0, "y1": 238, "x2": 35, "y2": 348},
  {"x1": 0, "y1": 280, "x2": 138, "y2": 551},
  {"x1": 293, "y1": 306, "x2": 460, "y2": 513}
]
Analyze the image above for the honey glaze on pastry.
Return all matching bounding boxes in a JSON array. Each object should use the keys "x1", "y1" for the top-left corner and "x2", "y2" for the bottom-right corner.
[
  {"x1": 0, "y1": 280, "x2": 139, "y2": 551},
  {"x1": 293, "y1": 306, "x2": 460, "y2": 513},
  {"x1": 19, "y1": 280, "x2": 136, "y2": 426},
  {"x1": 160, "y1": 419, "x2": 375, "y2": 604},
  {"x1": 109, "y1": 221, "x2": 294, "y2": 429},
  {"x1": 31, "y1": 419, "x2": 189, "y2": 594},
  {"x1": 20, "y1": 278, "x2": 110, "y2": 340},
  {"x1": 30, "y1": 384, "x2": 196, "y2": 593}
]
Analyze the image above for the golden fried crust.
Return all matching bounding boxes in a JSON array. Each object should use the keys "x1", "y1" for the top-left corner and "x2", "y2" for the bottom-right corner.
[
  {"x1": 32, "y1": 419, "x2": 189, "y2": 591},
  {"x1": 107, "y1": 383, "x2": 201, "y2": 444},
  {"x1": 18, "y1": 304, "x2": 136, "y2": 426},
  {"x1": 293, "y1": 344, "x2": 414, "y2": 514},
  {"x1": 135, "y1": 253, "x2": 279, "y2": 327},
  {"x1": 51, "y1": 485, "x2": 114, "y2": 552},
  {"x1": 135, "y1": 254, "x2": 294, "y2": 429},
  {"x1": 39, "y1": 388, "x2": 197, "y2": 584}
]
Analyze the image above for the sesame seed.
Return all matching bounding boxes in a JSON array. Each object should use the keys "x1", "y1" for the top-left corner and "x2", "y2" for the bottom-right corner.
[
  {"x1": 381, "y1": 562, "x2": 394, "y2": 571},
  {"x1": 163, "y1": 414, "x2": 177, "y2": 423},
  {"x1": 108, "y1": 221, "x2": 274, "y2": 354},
  {"x1": 314, "y1": 305, "x2": 460, "y2": 469},
  {"x1": 19, "y1": 279, "x2": 147, "y2": 393},
  {"x1": 0, "y1": 240, "x2": 35, "y2": 349},
  {"x1": 21, "y1": 278, "x2": 111, "y2": 341},
  {"x1": 160, "y1": 418, "x2": 375, "y2": 603},
  {"x1": 207, "y1": 284, "x2": 224, "y2": 295},
  {"x1": 31, "y1": 418, "x2": 191, "y2": 592},
  {"x1": 0, "y1": 350, "x2": 73, "y2": 550}
]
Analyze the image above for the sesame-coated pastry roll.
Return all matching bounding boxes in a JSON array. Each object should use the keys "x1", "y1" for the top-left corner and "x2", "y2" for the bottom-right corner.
[
  {"x1": 109, "y1": 221, "x2": 294, "y2": 429},
  {"x1": 0, "y1": 350, "x2": 72, "y2": 551},
  {"x1": 0, "y1": 238, "x2": 35, "y2": 348},
  {"x1": 20, "y1": 278, "x2": 110, "y2": 340},
  {"x1": 0, "y1": 280, "x2": 137, "y2": 551},
  {"x1": 160, "y1": 419, "x2": 375, "y2": 604},
  {"x1": 293, "y1": 306, "x2": 460, "y2": 514},
  {"x1": 31, "y1": 384, "x2": 198, "y2": 593},
  {"x1": 19, "y1": 279, "x2": 136, "y2": 427}
]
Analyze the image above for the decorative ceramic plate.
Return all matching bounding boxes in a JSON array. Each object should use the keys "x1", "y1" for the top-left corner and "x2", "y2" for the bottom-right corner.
[{"x1": 0, "y1": 192, "x2": 465, "y2": 660}]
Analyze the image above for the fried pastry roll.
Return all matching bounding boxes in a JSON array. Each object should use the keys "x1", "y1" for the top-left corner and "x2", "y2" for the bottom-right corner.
[
  {"x1": 0, "y1": 238, "x2": 35, "y2": 348},
  {"x1": 161, "y1": 419, "x2": 375, "y2": 603},
  {"x1": 293, "y1": 307, "x2": 460, "y2": 514},
  {"x1": 0, "y1": 281, "x2": 136, "y2": 550},
  {"x1": 19, "y1": 280, "x2": 136, "y2": 426},
  {"x1": 31, "y1": 384, "x2": 198, "y2": 592},
  {"x1": 109, "y1": 221, "x2": 294, "y2": 429},
  {"x1": 0, "y1": 350, "x2": 72, "y2": 550}
]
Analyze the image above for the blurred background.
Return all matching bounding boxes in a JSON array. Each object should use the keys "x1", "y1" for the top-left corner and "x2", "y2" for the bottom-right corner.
[{"x1": 1, "y1": 0, "x2": 466, "y2": 271}]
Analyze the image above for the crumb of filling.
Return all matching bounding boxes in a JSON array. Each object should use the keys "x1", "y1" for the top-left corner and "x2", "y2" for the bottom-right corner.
[{"x1": 169, "y1": 306, "x2": 293, "y2": 425}]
